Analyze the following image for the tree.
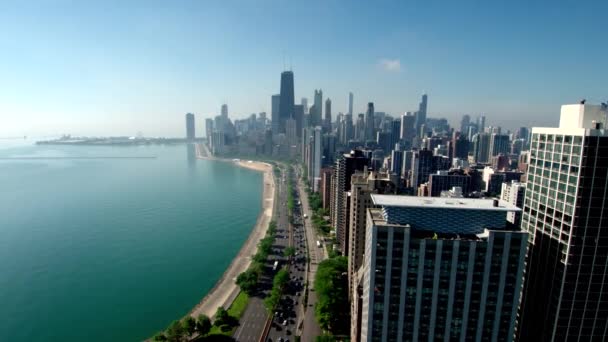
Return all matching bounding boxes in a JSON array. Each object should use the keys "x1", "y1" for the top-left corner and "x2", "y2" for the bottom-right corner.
[
  {"x1": 283, "y1": 246, "x2": 296, "y2": 258},
  {"x1": 152, "y1": 332, "x2": 167, "y2": 341},
  {"x1": 196, "y1": 314, "x2": 211, "y2": 335},
  {"x1": 214, "y1": 307, "x2": 229, "y2": 327},
  {"x1": 181, "y1": 316, "x2": 196, "y2": 337},
  {"x1": 165, "y1": 320, "x2": 184, "y2": 342},
  {"x1": 314, "y1": 256, "x2": 349, "y2": 334},
  {"x1": 236, "y1": 269, "x2": 258, "y2": 294},
  {"x1": 273, "y1": 269, "x2": 289, "y2": 289}
]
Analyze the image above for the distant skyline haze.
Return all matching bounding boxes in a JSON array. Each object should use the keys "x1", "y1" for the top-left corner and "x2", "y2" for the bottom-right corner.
[{"x1": 1, "y1": 1, "x2": 606, "y2": 137}]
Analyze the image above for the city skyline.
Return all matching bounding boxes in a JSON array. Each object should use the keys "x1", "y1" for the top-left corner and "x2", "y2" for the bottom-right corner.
[{"x1": 2, "y1": 1, "x2": 607, "y2": 137}]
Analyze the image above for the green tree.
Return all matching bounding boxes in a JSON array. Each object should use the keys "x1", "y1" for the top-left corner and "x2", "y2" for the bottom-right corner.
[
  {"x1": 165, "y1": 320, "x2": 184, "y2": 342},
  {"x1": 273, "y1": 268, "x2": 289, "y2": 289},
  {"x1": 196, "y1": 314, "x2": 211, "y2": 335},
  {"x1": 181, "y1": 316, "x2": 196, "y2": 337},
  {"x1": 314, "y1": 256, "x2": 350, "y2": 334},
  {"x1": 152, "y1": 332, "x2": 167, "y2": 341},
  {"x1": 214, "y1": 307, "x2": 229, "y2": 327},
  {"x1": 236, "y1": 269, "x2": 259, "y2": 294},
  {"x1": 284, "y1": 246, "x2": 296, "y2": 258}
]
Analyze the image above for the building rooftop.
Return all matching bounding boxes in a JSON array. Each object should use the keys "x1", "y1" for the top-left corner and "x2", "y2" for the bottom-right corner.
[{"x1": 371, "y1": 194, "x2": 521, "y2": 212}]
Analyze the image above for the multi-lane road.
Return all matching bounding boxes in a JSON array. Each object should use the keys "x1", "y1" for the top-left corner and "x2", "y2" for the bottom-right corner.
[{"x1": 235, "y1": 164, "x2": 327, "y2": 342}]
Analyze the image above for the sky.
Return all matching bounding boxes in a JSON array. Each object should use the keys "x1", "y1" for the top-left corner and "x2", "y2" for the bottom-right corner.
[{"x1": 0, "y1": 0, "x2": 606, "y2": 137}]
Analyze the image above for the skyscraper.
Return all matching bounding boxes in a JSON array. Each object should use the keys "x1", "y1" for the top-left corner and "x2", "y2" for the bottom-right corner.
[
  {"x1": 355, "y1": 195, "x2": 527, "y2": 341},
  {"x1": 388, "y1": 119, "x2": 401, "y2": 152},
  {"x1": 312, "y1": 126, "x2": 323, "y2": 191},
  {"x1": 473, "y1": 132, "x2": 491, "y2": 163},
  {"x1": 460, "y1": 114, "x2": 471, "y2": 133},
  {"x1": 279, "y1": 71, "x2": 295, "y2": 134},
  {"x1": 271, "y1": 94, "x2": 281, "y2": 135},
  {"x1": 221, "y1": 104, "x2": 228, "y2": 119},
  {"x1": 355, "y1": 114, "x2": 365, "y2": 141},
  {"x1": 410, "y1": 148, "x2": 435, "y2": 188},
  {"x1": 185, "y1": 113, "x2": 195, "y2": 140},
  {"x1": 400, "y1": 112, "x2": 416, "y2": 149},
  {"x1": 477, "y1": 114, "x2": 486, "y2": 133},
  {"x1": 301, "y1": 97, "x2": 309, "y2": 115},
  {"x1": 205, "y1": 118, "x2": 213, "y2": 141},
  {"x1": 331, "y1": 150, "x2": 369, "y2": 255},
  {"x1": 347, "y1": 171, "x2": 396, "y2": 338},
  {"x1": 293, "y1": 104, "x2": 304, "y2": 139},
  {"x1": 365, "y1": 102, "x2": 375, "y2": 141},
  {"x1": 348, "y1": 92, "x2": 354, "y2": 115},
  {"x1": 312, "y1": 89, "x2": 323, "y2": 127},
  {"x1": 324, "y1": 98, "x2": 332, "y2": 133},
  {"x1": 518, "y1": 103, "x2": 608, "y2": 341},
  {"x1": 489, "y1": 133, "x2": 510, "y2": 158},
  {"x1": 415, "y1": 94, "x2": 428, "y2": 134},
  {"x1": 500, "y1": 181, "x2": 525, "y2": 226}
]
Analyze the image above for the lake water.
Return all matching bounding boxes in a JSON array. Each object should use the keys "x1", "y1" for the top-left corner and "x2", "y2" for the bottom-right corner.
[{"x1": 0, "y1": 141, "x2": 262, "y2": 341}]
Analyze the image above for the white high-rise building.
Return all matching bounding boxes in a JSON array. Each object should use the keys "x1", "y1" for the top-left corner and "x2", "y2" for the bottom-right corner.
[
  {"x1": 355, "y1": 195, "x2": 526, "y2": 341},
  {"x1": 518, "y1": 102, "x2": 608, "y2": 341},
  {"x1": 500, "y1": 181, "x2": 526, "y2": 226}
]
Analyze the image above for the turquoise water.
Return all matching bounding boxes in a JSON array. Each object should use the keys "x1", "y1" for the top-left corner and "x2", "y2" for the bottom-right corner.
[{"x1": 0, "y1": 142, "x2": 262, "y2": 341}]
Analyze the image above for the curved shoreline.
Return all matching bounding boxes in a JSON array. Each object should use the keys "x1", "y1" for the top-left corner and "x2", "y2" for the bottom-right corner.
[{"x1": 189, "y1": 144, "x2": 275, "y2": 319}]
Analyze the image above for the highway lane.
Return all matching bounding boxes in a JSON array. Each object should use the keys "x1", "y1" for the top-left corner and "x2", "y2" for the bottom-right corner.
[
  {"x1": 296, "y1": 167, "x2": 327, "y2": 341},
  {"x1": 266, "y1": 166, "x2": 307, "y2": 342}
]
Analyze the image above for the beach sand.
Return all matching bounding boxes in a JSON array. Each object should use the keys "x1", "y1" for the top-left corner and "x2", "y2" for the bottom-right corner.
[{"x1": 189, "y1": 145, "x2": 275, "y2": 319}]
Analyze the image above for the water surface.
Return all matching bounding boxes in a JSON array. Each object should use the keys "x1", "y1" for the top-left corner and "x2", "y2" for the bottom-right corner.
[{"x1": 0, "y1": 142, "x2": 262, "y2": 341}]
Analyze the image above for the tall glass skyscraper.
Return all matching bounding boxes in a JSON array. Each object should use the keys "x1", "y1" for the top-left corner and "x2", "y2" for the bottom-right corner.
[
  {"x1": 185, "y1": 113, "x2": 195, "y2": 140},
  {"x1": 271, "y1": 94, "x2": 280, "y2": 135},
  {"x1": 415, "y1": 94, "x2": 428, "y2": 134},
  {"x1": 518, "y1": 103, "x2": 608, "y2": 341},
  {"x1": 278, "y1": 71, "x2": 294, "y2": 134}
]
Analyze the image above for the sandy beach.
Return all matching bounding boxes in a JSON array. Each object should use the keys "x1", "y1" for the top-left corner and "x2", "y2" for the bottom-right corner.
[{"x1": 189, "y1": 144, "x2": 275, "y2": 319}]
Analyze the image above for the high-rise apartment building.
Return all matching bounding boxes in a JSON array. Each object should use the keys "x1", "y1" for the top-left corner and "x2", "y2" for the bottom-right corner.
[
  {"x1": 427, "y1": 170, "x2": 471, "y2": 197},
  {"x1": 293, "y1": 104, "x2": 304, "y2": 139},
  {"x1": 355, "y1": 195, "x2": 527, "y2": 341},
  {"x1": 285, "y1": 118, "x2": 297, "y2": 146},
  {"x1": 301, "y1": 97, "x2": 308, "y2": 115},
  {"x1": 279, "y1": 71, "x2": 295, "y2": 134},
  {"x1": 400, "y1": 112, "x2": 416, "y2": 149},
  {"x1": 312, "y1": 126, "x2": 323, "y2": 192},
  {"x1": 311, "y1": 89, "x2": 323, "y2": 127},
  {"x1": 348, "y1": 171, "x2": 396, "y2": 338},
  {"x1": 331, "y1": 150, "x2": 369, "y2": 255},
  {"x1": 349, "y1": 92, "x2": 354, "y2": 115},
  {"x1": 490, "y1": 133, "x2": 511, "y2": 158},
  {"x1": 271, "y1": 94, "x2": 281, "y2": 135},
  {"x1": 185, "y1": 113, "x2": 195, "y2": 140},
  {"x1": 518, "y1": 103, "x2": 608, "y2": 341},
  {"x1": 473, "y1": 132, "x2": 491, "y2": 164},
  {"x1": 500, "y1": 181, "x2": 526, "y2": 226},
  {"x1": 410, "y1": 149, "x2": 435, "y2": 189},
  {"x1": 205, "y1": 118, "x2": 213, "y2": 142}
]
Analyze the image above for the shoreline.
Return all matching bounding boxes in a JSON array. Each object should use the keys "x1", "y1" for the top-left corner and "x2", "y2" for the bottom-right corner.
[{"x1": 188, "y1": 143, "x2": 275, "y2": 319}]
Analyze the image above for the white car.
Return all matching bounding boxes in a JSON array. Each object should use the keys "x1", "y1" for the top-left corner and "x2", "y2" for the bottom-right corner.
[{"x1": 282, "y1": 319, "x2": 288, "y2": 326}]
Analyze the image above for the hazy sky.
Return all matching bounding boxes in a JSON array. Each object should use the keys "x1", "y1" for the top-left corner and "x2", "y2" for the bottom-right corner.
[{"x1": 1, "y1": 1, "x2": 606, "y2": 137}]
